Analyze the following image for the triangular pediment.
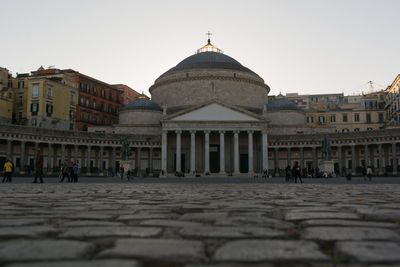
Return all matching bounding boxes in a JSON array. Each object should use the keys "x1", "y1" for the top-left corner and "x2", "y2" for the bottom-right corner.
[{"x1": 169, "y1": 103, "x2": 259, "y2": 121}]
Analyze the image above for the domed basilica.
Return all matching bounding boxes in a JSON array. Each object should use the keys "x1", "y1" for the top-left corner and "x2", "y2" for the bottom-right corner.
[{"x1": 108, "y1": 39, "x2": 334, "y2": 176}]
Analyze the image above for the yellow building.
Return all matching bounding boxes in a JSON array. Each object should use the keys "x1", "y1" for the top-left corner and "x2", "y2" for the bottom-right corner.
[
  {"x1": 305, "y1": 91, "x2": 386, "y2": 132},
  {"x1": 386, "y1": 74, "x2": 400, "y2": 127},
  {"x1": 0, "y1": 67, "x2": 13, "y2": 124},
  {"x1": 25, "y1": 78, "x2": 78, "y2": 130}
]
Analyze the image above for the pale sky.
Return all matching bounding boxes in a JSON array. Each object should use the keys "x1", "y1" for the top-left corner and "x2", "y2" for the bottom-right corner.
[{"x1": 1, "y1": 0, "x2": 399, "y2": 96}]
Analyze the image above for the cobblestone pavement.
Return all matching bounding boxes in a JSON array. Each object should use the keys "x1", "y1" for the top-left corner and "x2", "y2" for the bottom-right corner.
[{"x1": 0, "y1": 182, "x2": 399, "y2": 266}]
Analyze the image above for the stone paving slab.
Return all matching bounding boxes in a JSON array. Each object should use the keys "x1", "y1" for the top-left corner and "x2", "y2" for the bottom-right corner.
[
  {"x1": 4, "y1": 260, "x2": 141, "y2": 267},
  {"x1": 0, "y1": 182, "x2": 399, "y2": 266},
  {"x1": 0, "y1": 239, "x2": 95, "y2": 261},
  {"x1": 213, "y1": 240, "x2": 329, "y2": 261},
  {"x1": 335, "y1": 241, "x2": 400, "y2": 263},
  {"x1": 97, "y1": 238, "x2": 205, "y2": 261}
]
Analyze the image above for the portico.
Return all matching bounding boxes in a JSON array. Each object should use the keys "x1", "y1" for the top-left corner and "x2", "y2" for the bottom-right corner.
[{"x1": 160, "y1": 100, "x2": 268, "y2": 177}]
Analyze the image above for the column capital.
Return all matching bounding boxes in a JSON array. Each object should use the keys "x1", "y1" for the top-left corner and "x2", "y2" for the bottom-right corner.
[
  {"x1": 204, "y1": 130, "x2": 211, "y2": 134},
  {"x1": 247, "y1": 130, "x2": 254, "y2": 134},
  {"x1": 175, "y1": 130, "x2": 182, "y2": 134},
  {"x1": 233, "y1": 130, "x2": 240, "y2": 134},
  {"x1": 190, "y1": 130, "x2": 196, "y2": 134},
  {"x1": 162, "y1": 130, "x2": 168, "y2": 134},
  {"x1": 218, "y1": 130, "x2": 225, "y2": 134}
]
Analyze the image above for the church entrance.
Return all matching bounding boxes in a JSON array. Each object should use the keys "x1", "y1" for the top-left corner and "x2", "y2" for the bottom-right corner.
[
  {"x1": 210, "y1": 145, "x2": 219, "y2": 173},
  {"x1": 240, "y1": 154, "x2": 248, "y2": 173}
]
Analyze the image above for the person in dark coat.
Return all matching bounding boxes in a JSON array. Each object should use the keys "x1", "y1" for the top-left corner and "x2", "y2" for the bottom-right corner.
[
  {"x1": 33, "y1": 150, "x2": 44, "y2": 183},
  {"x1": 292, "y1": 162, "x2": 303, "y2": 184}
]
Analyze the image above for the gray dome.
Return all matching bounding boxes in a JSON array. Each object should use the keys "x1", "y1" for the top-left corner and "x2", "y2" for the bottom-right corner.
[
  {"x1": 161, "y1": 52, "x2": 258, "y2": 77},
  {"x1": 122, "y1": 98, "x2": 162, "y2": 112},
  {"x1": 267, "y1": 98, "x2": 300, "y2": 111}
]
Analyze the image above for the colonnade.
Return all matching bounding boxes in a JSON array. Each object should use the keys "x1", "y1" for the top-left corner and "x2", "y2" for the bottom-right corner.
[{"x1": 161, "y1": 129, "x2": 268, "y2": 176}]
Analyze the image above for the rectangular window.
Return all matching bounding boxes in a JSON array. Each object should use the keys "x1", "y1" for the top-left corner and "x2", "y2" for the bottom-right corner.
[
  {"x1": 69, "y1": 110, "x2": 75, "y2": 121},
  {"x1": 306, "y1": 116, "x2": 314, "y2": 123},
  {"x1": 31, "y1": 118, "x2": 37, "y2": 126},
  {"x1": 17, "y1": 93, "x2": 23, "y2": 106},
  {"x1": 93, "y1": 87, "x2": 97, "y2": 95},
  {"x1": 343, "y1": 114, "x2": 348, "y2": 122},
  {"x1": 93, "y1": 99, "x2": 96, "y2": 109},
  {"x1": 378, "y1": 113, "x2": 384, "y2": 122},
  {"x1": 32, "y1": 84, "x2": 39, "y2": 98},
  {"x1": 18, "y1": 111, "x2": 22, "y2": 121},
  {"x1": 108, "y1": 104, "x2": 112, "y2": 113},
  {"x1": 366, "y1": 113, "x2": 371, "y2": 123},
  {"x1": 81, "y1": 111, "x2": 85, "y2": 121},
  {"x1": 109, "y1": 91, "x2": 113, "y2": 101},
  {"x1": 70, "y1": 93, "x2": 75, "y2": 105},
  {"x1": 101, "y1": 88, "x2": 105, "y2": 98},
  {"x1": 47, "y1": 85, "x2": 53, "y2": 99},
  {"x1": 94, "y1": 113, "x2": 98, "y2": 123},
  {"x1": 31, "y1": 102, "x2": 39, "y2": 114},
  {"x1": 46, "y1": 103, "x2": 53, "y2": 117},
  {"x1": 330, "y1": 114, "x2": 336, "y2": 122},
  {"x1": 318, "y1": 116, "x2": 325, "y2": 124},
  {"x1": 79, "y1": 96, "x2": 83, "y2": 105},
  {"x1": 86, "y1": 98, "x2": 90, "y2": 107},
  {"x1": 102, "y1": 116, "x2": 106, "y2": 125},
  {"x1": 87, "y1": 112, "x2": 91, "y2": 121},
  {"x1": 18, "y1": 80, "x2": 24, "y2": 88},
  {"x1": 110, "y1": 117, "x2": 114, "y2": 125},
  {"x1": 354, "y1": 114, "x2": 360, "y2": 122}
]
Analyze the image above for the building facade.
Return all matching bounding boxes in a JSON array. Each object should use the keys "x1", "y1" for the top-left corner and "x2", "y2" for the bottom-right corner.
[
  {"x1": 0, "y1": 67, "x2": 13, "y2": 124},
  {"x1": 386, "y1": 74, "x2": 400, "y2": 127},
  {"x1": 112, "y1": 84, "x2": 141, "y2": 106},
  {"x1": 0, "y1": 42, "x2": 399, "y2": 177}
]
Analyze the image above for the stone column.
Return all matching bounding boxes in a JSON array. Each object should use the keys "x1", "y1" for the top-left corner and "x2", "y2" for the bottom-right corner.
[
  {"x1": 205, "y1": 131, "x2": 210, "y2": 174},
  {"x1": 312, "y1": 146, "x2": 317, "y2": 169},
  {"x1": 219, "y1": 131, "x2": 225, "y2": 174},
  {"x1": 190, "y1": 131, "x2": 196, "y2": 174},
  {"x1": 20, "y1": 141, "x2": 26, "y2": 174},
  {"x1": 287, "y1": 147, "x2": 291, "y2": 167},
  {"x1": 161, "y1": 131, "x2": 167, "y2": 176},
  {"x1": 392, "y1": 142, "x2": 397, "y2": 175},
  {"x1": 7, "y1": 140, "x2": 12, "y2": 160},
  {"x1": 99, "y1": 146, "x2": 104, "y2": 175},
  {"x1": 61, "y1": 144, "x2": 65, "y2": 163},
  {"x1": 274, "y1": 148, "x2": 279, "y2": 175},
  {"x1": 233, "y1": 131, "x2": 240, "y2": 174},
  {"x1": 47, "y1": 143, "x2": 52, "y2": 174},
  {"x1": 112, "y1": 146, "x2": 116, "y2": 174},
  {"x1": 378, "y1": 143, "x2": 383, "y2": 175},
  {"x1": 338, "y1": 145, "x2": 343, "y2": 176},
  {"x1": 137, "y1": 147, "x2": 142, "y2": 177},
  {"x1": 364, "y1": 144, "x2": 369, "y2": 167},
  {"x1": 175, "y1": 130, "x2": 182, "y2": 173},
  {"x1": 299, "y1": 147, "x2": 304, "y2": 169},
  {"x1": 86, "y1": 145, "x2": 91, "y2": 176},
  {"x1": 351, "y1": 145, "x2": 356, "y2": 174},
  {"x1": 248, "y1": 131, "x2": 254, "y2": 174},
  {"x1": 262, "y1": 131, "x2": 268, "y2": 173},
  {"x1": 149, "y1": 147, "x2": 153, "y2": 174}
]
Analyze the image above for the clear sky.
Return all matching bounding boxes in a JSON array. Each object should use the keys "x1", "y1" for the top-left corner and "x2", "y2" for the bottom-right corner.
[{"x1": 1, "y1": 0, "x2": 399, "y2": 96}]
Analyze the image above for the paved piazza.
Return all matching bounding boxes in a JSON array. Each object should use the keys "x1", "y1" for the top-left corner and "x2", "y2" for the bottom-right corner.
[{"x1": 0, "y1": 180, "x2": 400, "y2": 266}]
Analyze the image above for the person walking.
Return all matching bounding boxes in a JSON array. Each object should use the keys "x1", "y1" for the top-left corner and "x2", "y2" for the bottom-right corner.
[
  {"x1": 292, "y1": 162, "x2": 303, "y2": 184},
  {"x1": 60, "y1": 160, "x2": 70, "y2": 182},
  {"x1": 2, "y1": 159, "x2": 13, "y2": 183},
  {"x1": 120, "y1": 166, "x2": 124, "y2": 180},
  {"x1": 33, "y1": 149, "x2": 44, "y2": 183}
]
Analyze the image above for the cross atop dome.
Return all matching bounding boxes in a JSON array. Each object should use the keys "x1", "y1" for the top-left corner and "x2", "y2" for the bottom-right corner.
[{"x1": 196, "y1": 31, "x2": 223, "y2": 54}]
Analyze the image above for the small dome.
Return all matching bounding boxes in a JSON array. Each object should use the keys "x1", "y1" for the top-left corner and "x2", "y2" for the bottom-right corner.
[
  {"x1": 122, "y1": 98, "x2": 162, "y2": 112},
  {"x1": 267, "y1": 97, "x2": 300, "y2": 111}
]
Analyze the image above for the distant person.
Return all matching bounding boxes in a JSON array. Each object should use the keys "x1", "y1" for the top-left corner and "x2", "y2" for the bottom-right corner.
[
  {"x1": 2, "y1": 159, "x2": 13, "y2": 183},
  {"x1": 292, "y1": 162, "x2": 303, "y2": 184},
  {"x1": 60, "y1": 160, "x2": 71, "y2": 182},
  {"x1": 285, "y1": 165, "x2": 291, "y2": 182},
  {"x1": 367, "y1": 166, "x2": 373, "y2": 181},
  {"x1": 33, "y1": 149, "x2": 44, "y2": 183},
  {"x1": 72, "y1": 163, "x2": 79, "y2": 182},
  {"x1": 120, "y1": 166, "x2": 124, "y2": 180}
]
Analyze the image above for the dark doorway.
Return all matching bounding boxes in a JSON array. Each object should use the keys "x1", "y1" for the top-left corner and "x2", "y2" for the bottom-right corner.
[
  {"x1": 240, "y1": 154, "x2": 248, "y2": 173},
  {"x1": 0, "y1": 157, "x2": 5, "y2": 171},
  {"x1": 173, "y1": 153, "x2": 186, "y2": 172},
  {"x1": 210, "y1": 145, "x2": 219, "y2": 173}
]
